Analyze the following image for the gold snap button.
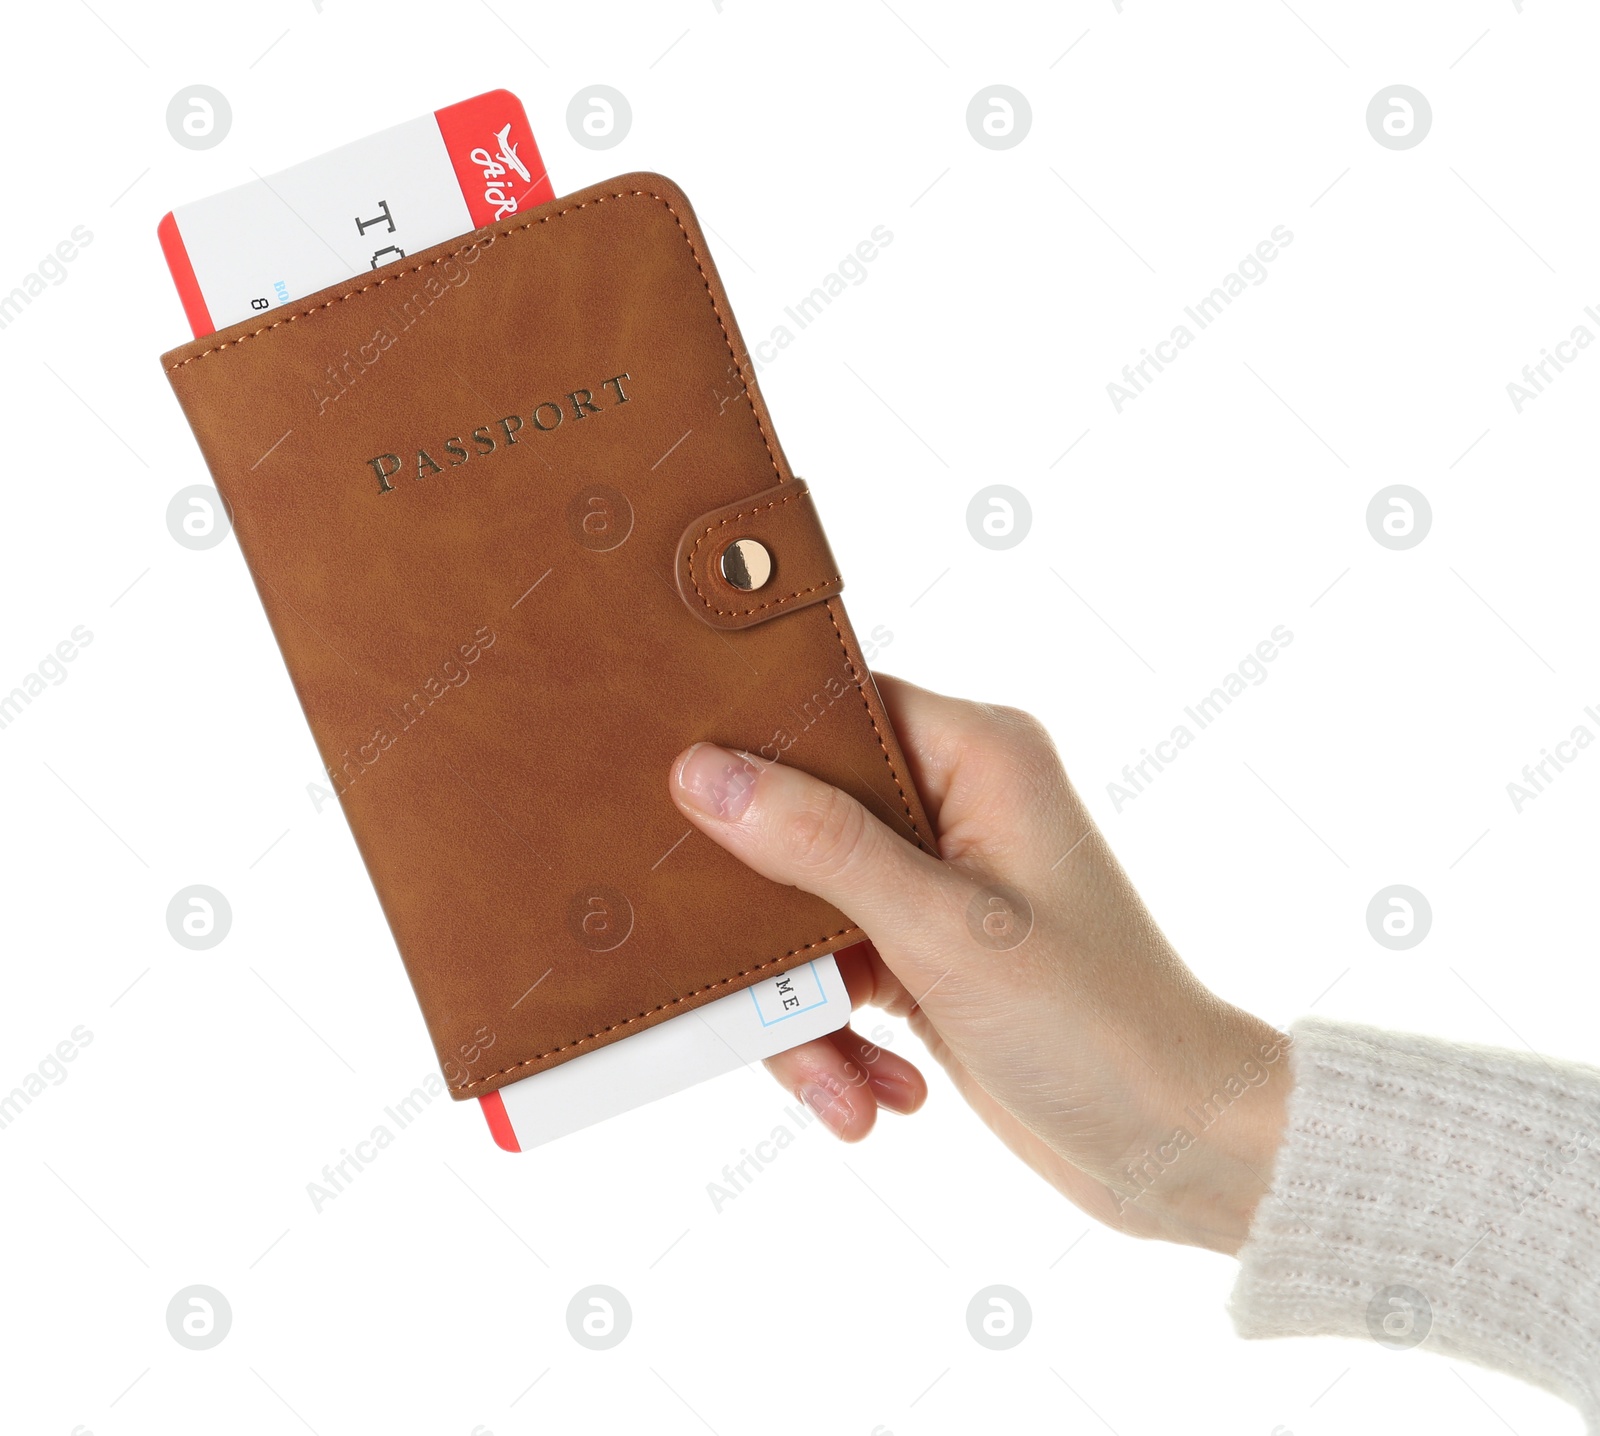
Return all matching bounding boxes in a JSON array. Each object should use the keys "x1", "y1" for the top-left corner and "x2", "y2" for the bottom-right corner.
[{"x1": 720, "y1": 538, "x2": 772, "y2": 591}]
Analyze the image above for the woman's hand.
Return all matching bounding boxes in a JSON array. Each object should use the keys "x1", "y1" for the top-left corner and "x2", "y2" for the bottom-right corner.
[{"x1": 669, "y1": 674, "x2": 1290, "y2": 1254}]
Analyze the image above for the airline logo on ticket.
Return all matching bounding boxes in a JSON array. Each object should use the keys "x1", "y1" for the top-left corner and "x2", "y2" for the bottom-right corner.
[{"x1": 158, "y1": 89, "x2": 553, "y2": 337}]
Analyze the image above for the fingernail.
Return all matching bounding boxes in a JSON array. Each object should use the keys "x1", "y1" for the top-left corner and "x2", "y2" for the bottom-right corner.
[
  {"x1": 798, "y1": 1081, "x2": 850, "y2": 1136},
  {"x1": 869, "y1": 1070, "x2": 919, "y2": 1115},
  {"x1": 676, "y1": 743, "x2": 761, "y2": 821}
]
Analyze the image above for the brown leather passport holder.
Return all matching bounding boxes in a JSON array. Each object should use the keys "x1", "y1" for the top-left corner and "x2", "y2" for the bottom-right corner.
[{"x1": 161, "y1": 173, "x2": 933, "y2": 1099}]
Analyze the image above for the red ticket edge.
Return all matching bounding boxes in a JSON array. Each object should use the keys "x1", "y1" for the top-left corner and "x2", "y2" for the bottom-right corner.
[
  {"x1": 157, "y1": 210, "x2": 215, "y2": 340},
  {"x1": 480, "y1": 1089, "x2": 520, "y2": 1152}
]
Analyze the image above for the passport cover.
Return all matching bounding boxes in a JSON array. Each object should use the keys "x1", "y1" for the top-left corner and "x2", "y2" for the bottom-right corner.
[{"x1": 160, "y1": 172, "x2": 933, "y2": 1098}]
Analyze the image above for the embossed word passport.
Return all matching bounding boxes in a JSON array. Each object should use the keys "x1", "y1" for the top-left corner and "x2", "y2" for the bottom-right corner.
[{"x1": 160, "y1": 173, "x2": 933, "y2": 1102}]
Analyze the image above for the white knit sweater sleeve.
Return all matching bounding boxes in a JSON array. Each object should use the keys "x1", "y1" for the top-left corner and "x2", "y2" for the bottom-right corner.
[{"x1": 1229, "y1": 1016, "x2": 1600, "y2": 1429}]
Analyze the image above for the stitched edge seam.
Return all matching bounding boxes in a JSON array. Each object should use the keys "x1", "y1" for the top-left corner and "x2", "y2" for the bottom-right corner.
[
  {"x1": 162, "y1": 187, "x2": 922, "y2": 1085},
  {"x1": 685, "y1": 490, "x2": 841, "y2": 617},
  {"x1": 823, "y1": 598, "x2": 926, "y2": 849},
  {"x1": 450, "y1": 925, "x2": 861, "y2": 1092}
]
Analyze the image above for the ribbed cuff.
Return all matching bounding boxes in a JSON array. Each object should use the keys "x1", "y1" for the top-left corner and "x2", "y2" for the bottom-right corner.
[{"x1": 1229, "y1": 1016, "x2": 1600, "y2": 1430}]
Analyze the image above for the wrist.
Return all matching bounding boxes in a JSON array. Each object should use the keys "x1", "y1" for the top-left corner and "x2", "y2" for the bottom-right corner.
[{"x1": 1127, "y1": 1008, "x2": 1294, "y2": 1254}]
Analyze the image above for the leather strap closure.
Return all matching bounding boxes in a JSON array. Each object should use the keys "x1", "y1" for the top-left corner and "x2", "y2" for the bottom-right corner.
[{"x1": 675, "y1": 479, "x2": 844, "y2": 630}]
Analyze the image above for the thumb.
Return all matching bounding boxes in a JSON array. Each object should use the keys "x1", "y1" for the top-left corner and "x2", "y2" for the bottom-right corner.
[{"x1": 669, "y1": 742, "x2": 960, "y2": 957}]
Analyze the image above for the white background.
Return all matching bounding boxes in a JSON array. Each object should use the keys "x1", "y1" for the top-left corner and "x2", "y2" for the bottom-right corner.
[{"x1": 1, "y1": 1, "x2": 1596, "y2": 1433}]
